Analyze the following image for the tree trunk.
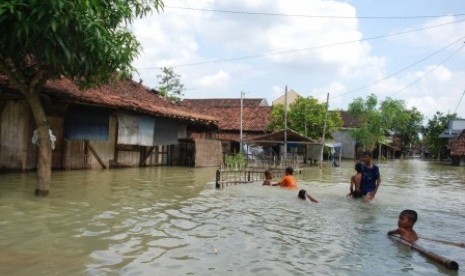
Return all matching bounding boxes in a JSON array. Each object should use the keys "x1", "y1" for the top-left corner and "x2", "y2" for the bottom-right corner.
[{"x1": 24, "y1": 89, "x2": 52, "y2": 196}]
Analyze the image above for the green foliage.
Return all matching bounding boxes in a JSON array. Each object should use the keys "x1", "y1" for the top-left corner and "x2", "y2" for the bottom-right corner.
[
  {"x1": 225, "y1": 153, "x2": 246, "y2": 169},
  {"x1": 348, "y1": 94, "x2": 383, "y2": 149},
  {"x1": 348, "y1": 94, "x2": 424, "y2": 153},
  {"x1": 0, "y1": 0, "x2": 164, "y2": 90},
  {"x1": 422, "y1": 112, "x2": 457, "y2": 157},
  {"x1": 156, "y1": 66, "x2": 184, "y2": 102},
  {"x1": 267, "y1": 96, "x2": 342, "y2": 140}
]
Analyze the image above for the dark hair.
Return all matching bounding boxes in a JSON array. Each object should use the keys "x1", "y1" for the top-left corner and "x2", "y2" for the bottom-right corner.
[
  {"x1": 362, "y1": 151, "x2": 372, "y2": 158},
  {"x1": 264, "y1": 170, "x2": 271, "y2": 176},
  {"x1": 298, "y1": 189, "x2": 306, "y2": 200},
  {"x1": 355, "y1": 162, "x2": 363, "y2": 173},
  {"x1": 285, "y1": 166, "x2": 294, "y2": 175},
  {"x1": 400, "y1": 209, "x2": 418, "y2": 224}
]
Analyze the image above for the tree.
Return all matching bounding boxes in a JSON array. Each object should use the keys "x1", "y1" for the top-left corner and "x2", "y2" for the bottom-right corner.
[
  {"x1": 348, "y1": 95, "x2": 424, "y2": 156},
  {"x1": 0, "y1": 0, "x2": 164, "y2": 196},
  {"x1": 268, "y1": 96, "x2": 342, "y2": 140},
  {"x1": 156, "y1": 66, "x2": 184, "y2": 102},
  {"x1": 422, "y1": 112, "x2": 457, "y2": 159},
  {"x1": 348, "y1": 94, "x2": 384, "y2": 150},
  {"x1": 379, "y1": 98, "x2": 424, "y2": 154}
]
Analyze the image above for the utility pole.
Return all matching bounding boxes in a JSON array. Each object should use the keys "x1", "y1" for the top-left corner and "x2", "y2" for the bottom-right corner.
[
  {"x1": 320, "y1": 93, "x2": 329, "y2": 169},
  {"x1": 240, "y1": 91, "x2": 245, "y2": 154},
  {"x1": 284, "y1": 86, "x2": 288, "y2": 163}
]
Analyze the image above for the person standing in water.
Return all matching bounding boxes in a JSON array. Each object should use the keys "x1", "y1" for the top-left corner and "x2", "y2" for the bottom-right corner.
[
  {"x1": 272, "y1": 166, "x2": 297, "y2": 189},
  {"x1": 360, "y1": 151, "x2": 381, "y2": 202}
]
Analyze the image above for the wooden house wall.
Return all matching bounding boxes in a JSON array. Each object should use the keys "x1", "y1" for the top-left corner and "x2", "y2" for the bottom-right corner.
[
  {"x1": 194, "y1": 138, "x2": 222, "y2": 167},
  {"x1": 0, "y1": 101, "x2": 31, "y2": 170},
  {"x1": 0, "y1": 99, "x2": 220, "y2": 171}
]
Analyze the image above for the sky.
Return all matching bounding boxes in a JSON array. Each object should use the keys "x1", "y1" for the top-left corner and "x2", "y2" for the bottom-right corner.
[{"x1": 131, "y1": 0, "x2": 465, "y2": 121}]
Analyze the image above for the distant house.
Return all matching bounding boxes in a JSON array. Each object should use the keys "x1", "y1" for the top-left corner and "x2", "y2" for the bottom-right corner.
[
  {"x1": 449, "y1": 130, "x2": 465, "y2": 165},
  {"x1": 272, "y1": 89, "x2": 301, "y2": 108},
  {"x1": 439, "y1": 118, "x2": 465, "y2": 140},
  {"x1": 0, "y1": 77, "x2": 221, "y2": 170},
  {"x1": 331, "y1": 111, "x2": 401, "y2": 159},
  {"x1": 331, "y1": 111, "x2": 359, "y2": 159},
  {"x1": 181, "y1": 98, "x2": 272, "y2": 155}
]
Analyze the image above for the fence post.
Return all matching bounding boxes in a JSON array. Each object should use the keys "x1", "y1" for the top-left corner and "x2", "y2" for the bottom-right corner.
[{"x1": 216, "y1": 169, "x2": 221, "y2": 188}]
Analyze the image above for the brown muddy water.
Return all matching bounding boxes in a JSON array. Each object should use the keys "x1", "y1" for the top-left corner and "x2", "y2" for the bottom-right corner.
[{"x1": 0, "y1": 159, "x2": 464, "y2": 275}]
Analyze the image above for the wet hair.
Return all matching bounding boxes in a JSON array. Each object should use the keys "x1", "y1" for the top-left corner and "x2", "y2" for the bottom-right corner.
[
  {"x1": 264, "y1": 170, "x2": 272, "y2": 178},
  {"x1": 298, "y1": 189, "x2": 306, "y2": 200},
  {"x1": 285, "y1": 167, "x2": 294, "y2": 175},
  {"x1": 362, "y1": 151, "x2": 372, "y2": 158},
  {"x1": 400, "y1": 209, "x2": 418, "y2": 224},
  {"x1": 354, "y1": 162, "x2": 363, "y2": 173}
]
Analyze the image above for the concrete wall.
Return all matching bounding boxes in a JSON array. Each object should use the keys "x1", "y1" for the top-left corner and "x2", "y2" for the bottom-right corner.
[
  {"x1": 332, "y1": 130, "x2": 356, "y2": 159},
  {"x1": 194, "y1": 138, "x2": 222, "y2": 167}
]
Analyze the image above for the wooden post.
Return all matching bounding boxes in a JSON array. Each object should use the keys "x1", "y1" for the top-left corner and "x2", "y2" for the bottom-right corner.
[
  {"x1": 215, "y1": 169, "x2": 221, "y2": 188},
  {"x1": 390, "y1": 235, "x2": 459, "y2": 271},
  {"x1": 86, "y1": 141, "x2": 107, "y2": 169}
]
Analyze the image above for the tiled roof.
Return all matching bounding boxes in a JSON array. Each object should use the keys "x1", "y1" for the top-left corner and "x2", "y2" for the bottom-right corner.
[
  {"x1": 338, "y1": 111, "x2": 361, "y2": 128},
  {"x1": 181, "y1": 99, "x2": 272, "y2": 131},
  {"x1": 251, "y1": 129, "x2": 318, "y2": 144},
  {"x1": 0, "y1": 76, "x2": 217, "y2": 125},
  {"x1": 182, "y1": 98, "x2": 268, "y2": 108}
]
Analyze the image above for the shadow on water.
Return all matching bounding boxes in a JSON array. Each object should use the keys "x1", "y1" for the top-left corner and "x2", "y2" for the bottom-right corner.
[{"x1": 0, "y1": 160, "x2": 464, "y2": 275}]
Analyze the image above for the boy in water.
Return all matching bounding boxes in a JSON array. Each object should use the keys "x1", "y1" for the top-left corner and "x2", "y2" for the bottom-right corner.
[
  {"x1": 359, "y1": 151, "x2": 381, "y2": 202},
  {"x1": 272, "y1": 167, "x2": 297, "y2": 189},
  {"x1": 298, "y1": 189, "x2": 319, "y2": 203},
  {"x1": 262, "y1": 170, "x2": 273, "y2": 186},
  {"x1": 387, "y1": 209, "x2": 418, "y2": 242},
  {"x1": 348, "y1": 162, "x2": 363, "y2": 198}
]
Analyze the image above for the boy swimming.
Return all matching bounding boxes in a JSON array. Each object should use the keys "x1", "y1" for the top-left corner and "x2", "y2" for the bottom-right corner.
[{"x1": 387, "y1": 209, "x2": 418, "y2": 242}]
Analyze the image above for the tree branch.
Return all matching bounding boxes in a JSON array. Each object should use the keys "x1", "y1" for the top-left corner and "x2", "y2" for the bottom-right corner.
[{"x1": 0, "y1": 59, "x2": 28, "y2": 94}]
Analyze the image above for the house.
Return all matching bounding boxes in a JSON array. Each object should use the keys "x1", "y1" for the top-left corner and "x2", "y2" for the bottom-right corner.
[
  {"x1": 0, "y1": 76, "x2": 222, "y2": 171},
  {"x1": 439, "y1": 118, "x2": 465, "y2": 140},
  {"x1": 181, "y1": 98, "x2": 272, "y2": 155},
  {"x1": 331, "y1": 111, "x2": 359, "y2": 159},
  {"x1": 331, "y1": 111, "x2": 401, "y2": 159},
  {"x1": 272, "y1": 89, "x2": 301, "y2": 108},
  {"x1": 449, "y1": 129, "x2": 465, "y2": 165}
]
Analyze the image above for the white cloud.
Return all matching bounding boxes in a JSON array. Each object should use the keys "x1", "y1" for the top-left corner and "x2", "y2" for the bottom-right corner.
[
  {"x1": 130, "y1": 0, "x2": 465, "y2": 121},
  {"x1": 197, "y1": 70, "x2": 231, "y2": 89}
]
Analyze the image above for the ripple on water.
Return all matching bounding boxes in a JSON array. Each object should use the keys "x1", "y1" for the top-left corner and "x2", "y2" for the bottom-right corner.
[{"x1": 1, "y1": 161, "x2": 464, "y2": 275}]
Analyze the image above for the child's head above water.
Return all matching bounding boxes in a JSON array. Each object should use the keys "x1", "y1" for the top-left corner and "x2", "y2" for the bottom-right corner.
[
  {"x1": 354, "y1": 162, "x2": 363, "y2": 173},
  {"x1": 264, "y1": 170, "x2": 272, "y2": 179},
  {"x1": 285, "y1": 167, "x2": 294, "y2": 175},
  {"x1": 298, "y1": 189, "x2": 307, "y2": 200},
  {"x1": 398, "y1": 209, "x2": 418, "y2": 227}
]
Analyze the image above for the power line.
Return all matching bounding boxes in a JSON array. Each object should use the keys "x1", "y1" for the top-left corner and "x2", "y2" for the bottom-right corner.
[
  {"x1": 454, "y1": 90, "x2": 465, "y2": 114},
  {"x1": 138, "y1": 18, "x2": 465, "y2": 70},
  {"x1": 388, "y1": 43, "x2": 465, "y2": 97},
  {"x1": 164, "y1": 6, "x2": 465, "y2": 20},
  {"x1": 332, "y1": 35, "x2": 465, "y2": 99}
]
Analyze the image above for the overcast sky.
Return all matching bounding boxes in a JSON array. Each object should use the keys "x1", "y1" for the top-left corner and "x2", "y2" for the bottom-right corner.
[{"x1": 131, "y1": 0, "x2": 465, "y2": 121}]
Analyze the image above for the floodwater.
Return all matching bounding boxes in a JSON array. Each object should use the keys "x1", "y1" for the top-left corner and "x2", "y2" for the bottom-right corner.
[{"x1": 0, "y1": 160, "x2": 464, "y2": 276}]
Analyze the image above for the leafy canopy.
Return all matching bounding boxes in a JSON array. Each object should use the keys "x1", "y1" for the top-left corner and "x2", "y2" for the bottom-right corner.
[
  {"x1": 268, "y1": 96, "x2": 342, "y2": 140},
  {"x1": 422, "y1": 111, "x2": 457, "y2": 157},
  {"x1": 156, "y1": 66, "x2": 184, "y2": 102},
  {"x1": 0, "y1": 0, "x2": 163, "y2": 90},
  {"x1": 348, "y1": 94, "x2": 424, "y2": 152}
]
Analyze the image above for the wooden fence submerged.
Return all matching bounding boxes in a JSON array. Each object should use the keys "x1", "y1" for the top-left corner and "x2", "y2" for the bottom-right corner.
[{"x1": 215, "y1": 161, "x2": 301, "y2": 188}]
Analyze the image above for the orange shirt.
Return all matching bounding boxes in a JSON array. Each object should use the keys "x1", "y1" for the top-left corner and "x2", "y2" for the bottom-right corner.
[{"x1": 280, "y1": 175, "x2": 297, "y2": 189}]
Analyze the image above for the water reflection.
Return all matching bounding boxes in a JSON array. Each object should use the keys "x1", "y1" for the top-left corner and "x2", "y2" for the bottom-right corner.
[{"x1": 0, "y1": 160, "x2": 464, "y2": 275}]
